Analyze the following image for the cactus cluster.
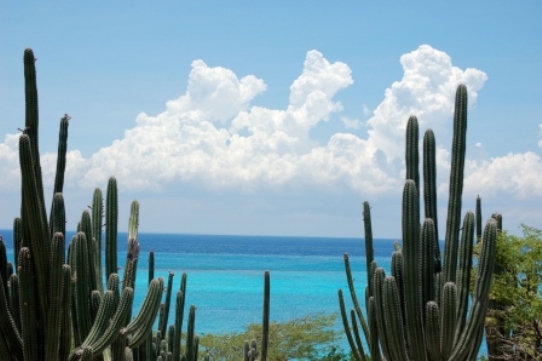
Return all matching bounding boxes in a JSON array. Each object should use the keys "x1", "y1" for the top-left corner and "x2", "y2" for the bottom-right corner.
[
  {"x1": 0, "y1": 48, "x2": 272, "y2": 361},
  {"x1": 339, "y1": 85, "x2": 498, "y2": 361},
  {"x1": 0, "y1": 48, "x2": 166, "y2": 361}
]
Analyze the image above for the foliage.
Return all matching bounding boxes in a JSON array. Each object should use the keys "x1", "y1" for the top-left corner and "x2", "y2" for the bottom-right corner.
[
  {"x1": 478, "y1": 225, "x2": 542, "y2": 360},
  {"x1": 200, "y1": 313, "x2": 348, "y2": 361}
]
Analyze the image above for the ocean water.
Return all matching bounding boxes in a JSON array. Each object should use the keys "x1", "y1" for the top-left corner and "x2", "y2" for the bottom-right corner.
[
  {"x1": 1, "y1": 230, "x2": 487, "y2": 356},
  {"x1": 1, "y1": 230, "x2": 396, "y2": 348}
]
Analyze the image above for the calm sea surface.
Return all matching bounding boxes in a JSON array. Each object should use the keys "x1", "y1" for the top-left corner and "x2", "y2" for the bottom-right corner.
[{"x1": 1, "y1": 230, "x2": 486, "y2": 356}]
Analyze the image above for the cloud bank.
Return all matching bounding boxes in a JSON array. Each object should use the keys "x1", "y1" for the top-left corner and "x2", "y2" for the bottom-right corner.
[{"x1": 1, "y1": 45, "x2": 541, "y2": 210}]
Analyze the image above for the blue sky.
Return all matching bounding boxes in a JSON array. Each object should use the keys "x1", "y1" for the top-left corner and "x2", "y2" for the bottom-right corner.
[{"x1": 1, "y1": 2, "x2": 541, "y2": 238}]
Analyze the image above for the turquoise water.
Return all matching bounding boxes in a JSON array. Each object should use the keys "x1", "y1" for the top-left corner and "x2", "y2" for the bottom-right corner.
[{"x1": 1, "y1": 230, "x2": 487, "y2": 356}]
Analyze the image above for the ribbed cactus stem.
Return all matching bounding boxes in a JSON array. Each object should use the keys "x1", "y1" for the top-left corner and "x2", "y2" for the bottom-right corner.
[
  {"x1": 92, "y1": 188, "x2": 104, "y2": 291},
  {"x1": 0, "y1": 266, "x2": 23, "y2": 360},
  {"x1": 49, "y1": 192, "x2": 66, "y2": 241},
  {"x1": 405, "y1": 115, "x2": 420, "y2": 191},
  {"x1": 440, "y1": 282, "x2": 457, "y2": 359},
  {"x1": 160, "y1": 272, "x2": 175, "y2": 338},
  {"x1": 59, "y1": 264, "x2": 72, "y2": 361},
  {"x1": 185, "y1": 305, "x2": 197, "y2": 361},
  {"x1": 0, "y1": 238, "x2": 7, "y2": 298},
  {"x1": 18, "y1": 247, "x2": 38, "y2": 361},
  {"x1": 343, "y1": 253, "x2": 370, "y2": 345},
  {"x1": 401, "y1": 180, "x2": 425, "y2": 360},
  {"x1": 19, "y1": 134, "x2": 49, "y2": 318},
  {"x1": 72, "y1": 232, "x2": 94, "y2": 343},
  {"x1": 382, "y1": 277, "x2": 408, "y2": 361},
  {"x1": 450, "y1": 219, "x2": 497, "y2": 359},
  {"x1": 261, "y1": 271, "x2": 270, "y2": 361},
  {"x1": 8, "y1": 274, "x2": 21, "y2": 332},
  {"x1": 173, "y1": 273, "x2": 187, "y2": 361},
  {"x1": 455, "y1": 212, "x2": 475, "y2": 336},
  {"x1": 419, "y1": 219, "x2": 435, "y2": 318},
  {"x1": 105, "y1": 177, "x2": 118, "y2": 282},
  {"x1": 423, "y1": 129, "x2": 441, "y2": 272},
  {"x1": 123, "y1": 277, "x2": 164, "y2": 348},
  {"x1": 443, "y1": 85, "x2": 468, "y2": 284},
  {"x1": 52, "y1": 114, "x2": 70, "y2": 195},
  {"x1": 45, "y1": 232, "x2": 66, "y2": 361},
  {"x1": 23, "y1": 49, "x2": 45, "y2": 219},
  {"x1": 362, "y1": 201, "x2": 374, "y2": 299},
  {"x1": 475, "y1": 196, "x2": 482, "y2": 243}
]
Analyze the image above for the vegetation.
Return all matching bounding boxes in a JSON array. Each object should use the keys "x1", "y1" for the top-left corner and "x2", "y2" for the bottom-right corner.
[
  {"x1": 480, "y1": 225, "x2": 542, "y2": 360},
  {"x1": 0, "y1": 48, "x2": 209, "y2": 361},
  {"x1": 339, "y1": 85, "x2": 498, "y2": 361},
  {"x1": 200, "y1": 313, "x2": 348, "y2": 361}
]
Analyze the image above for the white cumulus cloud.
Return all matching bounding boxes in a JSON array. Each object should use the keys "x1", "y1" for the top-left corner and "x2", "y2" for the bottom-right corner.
[{"x1": 4, "y1": 44, "x2": 541, "y2": 213}]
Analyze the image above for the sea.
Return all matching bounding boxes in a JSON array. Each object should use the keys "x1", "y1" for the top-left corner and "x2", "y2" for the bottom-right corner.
[{"x1": 1, "y1": 230, "x2": 487, "y2": 357}]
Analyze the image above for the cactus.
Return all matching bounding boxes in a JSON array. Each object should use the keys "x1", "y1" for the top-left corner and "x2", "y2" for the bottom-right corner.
[
  {"x1": 0, "y1": 48, "x2": 164, "y2": 361},
  {"x1": 340, "y1": 85, "x2": 498, "y2": 360}
]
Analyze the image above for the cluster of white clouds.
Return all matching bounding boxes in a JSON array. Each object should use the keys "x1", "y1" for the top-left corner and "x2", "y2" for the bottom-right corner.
[{"x1": 2, "y1": 45, "x2": 542, "y2": 206}]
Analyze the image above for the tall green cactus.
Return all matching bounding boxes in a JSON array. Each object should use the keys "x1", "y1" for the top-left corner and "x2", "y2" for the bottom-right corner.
[
  {"x1": 340, "y1": 85, "x2": 498, "y2": 361},
  {"x1": 0, "y1": 48, "x2": 164, "y2": 361}
]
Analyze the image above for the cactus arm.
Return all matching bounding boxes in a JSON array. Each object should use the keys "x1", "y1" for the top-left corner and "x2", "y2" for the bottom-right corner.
[
  {"x1": 406, "y1": 116, "x2": 420, "y2": 192},
  {"x1": 185, "y1": 305, "x2": 197, "y2": 361},
  {"x1": 455, "y1": 212, "x2": 475, "y2": 337},
  {"x1": 18, "y1": 248, "x2": 39, "y2": 361},
  {"x1": 367, "y1": 296, "x2": 381, "y2": 361},
  {"x1": 440, "y1": 282, "x2": 457, "y2": 359},
  {"x1": 475, "y1": 196, "x2": 482, "y2": 243},
  {"x1": 48, "y1": 115, "x2": 69, "y2": 236},
  {"x1": 420, "y1": 219, "x2": 436, "y2": 316},
  {"x1": 81, "y1": 291, "x2": 116, "y2": 348},
  {"x1": 92, "y1": 188, "x2": 104, "y2": 292},
  {"x1": 173, "y1": 273, "x2": 187, "y2": 361},
  {"x1": 363, "y1": 202, "x2": 375, "y2": 299},
  {"x1": 73, "y1": 232, "x2": 94, "y2": 343},
  {"x1": 59, "y1": 265, "x2": 72, "y2": 361},
  {"x1": 124, "y1": 201, "x2": 140, "y2": 294},
  {"x1": 450, "y1": 219, "x2": 497, "y2": 359},
  {"x1": 344, "y1": 253, "x2": 371, "y2": 345},
  {"x1": 373, "y1": 268, "x2": 393, "y2": 360},
  {"x1": 49, "y1": 193, "x2": 66, "y2": 243},
  {"x1": 8, "y1": 274, "x2": 21, "y2": 332},
  {"x1": 73, "y1": 287, "x2": 134, "y2": 358},
  {"x1": 443, "y1": 84, "x2": 468, "y2": 284},
  {"x1": 384, "y1": 277, "x2": 409, "y2": 361},
  {"x1": 350, "y1": 310, "x2": 368, "y2": 361},
  {"x1": 0, "y1": 272, "x2": 22, "y2": 359},
  {"x1": 105, "y1": 177, "x2": 118, "y2": 282},
  {"x1": 0, "y1": 238, "x2": 8, "y2": 299},
  {"x1": 45, "y1": 232, "x2": 66, "y2": 361},
  {"x1": 123, "y1": 277, "x2": 164, "y2": 348},
  {"x1": 425, "y1": 301, "x2": 440, "y2": 361},
  {"x1": 19, "y1": 134, "x2": 49, "y2": 317},
  {"x1": 52, "y1": 114, "x2": 69, "y2": 195},
  {"x1": 160, "y1": 272, "x2": 175, "y2": 338},
  {"x1": 23, "y1": 49, "x2": 47, "y2": 228},
  {"x1": 339, "y1": 290, "x2": 363, "y2": 361},
  {"x1": 12, "y1": 218, "x2": 22, "y2": 270},
  {"x1": 261, "y1": 271, "x2": 270, "y2": 361},
  {"x1": 391, "y1": 250, "x2": 406, "y2": 328},
  {"x1": 422, "y1": 129, "x2": 441, "y2": 272},
  {"x1": 401, "y1": 180, "x2": 426, "y2": 360}
]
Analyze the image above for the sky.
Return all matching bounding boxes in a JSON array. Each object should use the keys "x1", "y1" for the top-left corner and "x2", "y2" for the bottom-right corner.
[{"x1": 0, "y1": 2, "x2": 541, "y2": 238}]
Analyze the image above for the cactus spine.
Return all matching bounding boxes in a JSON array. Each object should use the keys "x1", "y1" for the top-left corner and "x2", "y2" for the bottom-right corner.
[{"x1": 340, "y1": 85, "x2": 497, "y2": 360}]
